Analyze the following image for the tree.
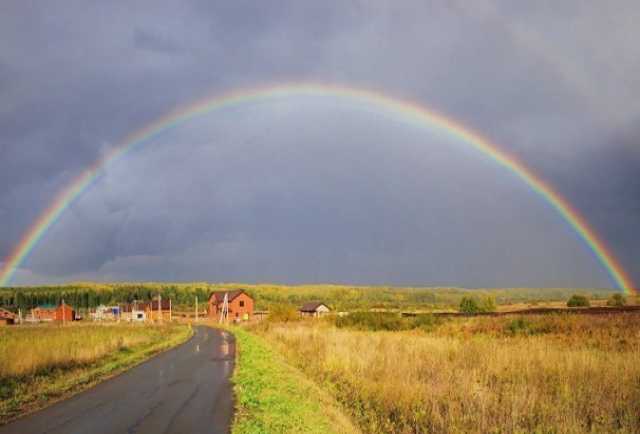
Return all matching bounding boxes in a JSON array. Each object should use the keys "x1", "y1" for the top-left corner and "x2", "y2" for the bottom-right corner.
[
  {"x1": 607, "y1": 293, "x2": 626, "y2": 307},
  {"x1": 567, "y1": 294, "x2": 590, "y2": 307}
]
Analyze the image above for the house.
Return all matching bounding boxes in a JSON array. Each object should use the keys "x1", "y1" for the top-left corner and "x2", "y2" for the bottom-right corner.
[
  {"x1": 55, "y1": 303, "x2": 75, "y2": 322},
  {"x1": 209, "y1": 289, "x2": 254, "y2": 321},
  {"x1": 120, "y1": 299, "x2": 171, "y2": 322},
  {"x1": 90, "y1": 305, "x2": 121, "y2": 321},
  {"x1": 143, "y1": 299, "x2": 172, "y2": 321},
  {"x1": 31, "y1": 305, "x2": 57, "y2": 321},
  {"x1": 0, "y1": 308, "x2": 16, "y2": 326},
  {"x1": 121, "y1": 302, "x2": 147, "y2": 322},
  {"x1": 299, "y1": 302, "x2": 331, "y2": 317}
]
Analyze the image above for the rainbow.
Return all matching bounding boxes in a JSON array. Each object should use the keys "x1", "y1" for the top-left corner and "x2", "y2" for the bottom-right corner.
[{"x1": 0, "y1": 83, "x2": 635, "y2": 293}]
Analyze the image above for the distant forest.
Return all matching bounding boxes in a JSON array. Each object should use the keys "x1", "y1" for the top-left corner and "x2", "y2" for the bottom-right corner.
[{"x1": 0, "y1": 283, "x2": 619, "y2": 312}]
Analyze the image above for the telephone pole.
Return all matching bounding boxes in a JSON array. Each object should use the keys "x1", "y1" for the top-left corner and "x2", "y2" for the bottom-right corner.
[{"x1": 195, "y1": 296, "x2": 199, "y2": 322}]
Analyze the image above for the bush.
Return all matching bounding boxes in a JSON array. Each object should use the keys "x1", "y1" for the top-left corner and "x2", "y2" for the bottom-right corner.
[
  {"x1": 459, "y1": 296, "x2": 497, "y2": 314},
  {"x1": 567, "y1": 294, "x2": 590, "y2": 307},
  {"x1": 607, "y1": 293, "x2": 627, "y2": 307},
  {"x1": 268, "y1": 304, "x2": 300, "y2": 323},
  {"x1": 335, "y1": 312, "x2": 408, "y2": 331},
  {"x1": 459, "y1": 297, "x2": 480, "y2": 314}
]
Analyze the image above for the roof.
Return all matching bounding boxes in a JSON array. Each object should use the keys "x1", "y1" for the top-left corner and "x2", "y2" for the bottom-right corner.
[
  {"x1": 299, "y1": 302, "x2": 330, "y2": 312},
  {"x1": 209, "y1": 289, "x2": 249, "y2": 304},
  {"x1": 120, "y1": 299, "x2": 171, "y2": 312},
  {"x1": 0, "y1": 308, "x2": 16, "y2": 319}
]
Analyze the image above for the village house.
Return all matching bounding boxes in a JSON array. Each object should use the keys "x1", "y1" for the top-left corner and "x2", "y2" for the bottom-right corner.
[
  {"x1": 120, "y1": 302, "x2": 147, "y2": 322},
  {"x1": 31, "y1": 303, "x2": 75, "y2": 322},
  {"x1": 299, "y1": 301, "x2": 331, "y2": 317},
  {"x1": 144, "y1": 299, "x2": 172, "y2": 321},
  {"x1": 0, "y1": 308, "x2": 16, "y2": 326},
  {"x1": 209, "y1": 289, "x2": 254, "y2": 321},
  {"x1": 31, "y1": 305, "x2": 57, "y2": 321},
  {"x1": 90, "y1": 305, "x2": 121, "y2": 321},
  {"x1": 120, "y1": 299, "x2": 172, "y2": 322}
]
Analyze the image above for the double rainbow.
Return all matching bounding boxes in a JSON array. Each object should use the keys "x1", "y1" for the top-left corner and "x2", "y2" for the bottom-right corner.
[{"x1": 0, "y1": 83, "x2": 635, "y2": 292}]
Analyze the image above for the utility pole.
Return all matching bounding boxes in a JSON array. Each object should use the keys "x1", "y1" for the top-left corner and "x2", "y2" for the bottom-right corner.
[
  {"x1": 169, "y1": 298, "x2": 172, "y2": 322},
  {"x1": 158, "y1": 294, "x2": 162, "y2": 323},
  {"x1": 195, "y1": 296, "x2": 198, "y2": 322},
  {"x1": 62, "y1": 299, "x2": 66, "y2": 326}
]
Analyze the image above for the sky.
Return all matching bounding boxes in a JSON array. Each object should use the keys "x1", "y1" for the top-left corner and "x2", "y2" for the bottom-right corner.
[{"x1": 0, "y1": 1, "x2": 638, "y2": 288}]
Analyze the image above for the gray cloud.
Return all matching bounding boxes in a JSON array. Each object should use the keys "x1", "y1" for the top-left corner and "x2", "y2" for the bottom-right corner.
[{"x1": 1, "y1": 1, "x2": 638, "y2": 288}]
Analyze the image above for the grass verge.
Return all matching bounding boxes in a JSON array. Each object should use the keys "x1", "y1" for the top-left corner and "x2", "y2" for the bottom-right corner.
[
  {"x1": 0, "y1": 323, "x2": 192, "y2": 424},
  {"x1": 230, "y1": 326, "x2": 359, "y2": 434}
]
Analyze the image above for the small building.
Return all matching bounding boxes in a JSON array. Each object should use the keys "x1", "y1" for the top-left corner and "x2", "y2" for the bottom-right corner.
[
  {"x1": 31, "y1": 305, "x2": 57, "y2": 322},
  {"x1": 299, "y1": 302, "x2": 331, "y2": 317},
  {"x1": 121, "y1": 302, "x2": 147, "y2": 322},
  {"x1": 209, "y1": 289, "x2": 254, "y2": 321},
  {"x1": 55, "y1": 303, "x2": 75, "y2": 322},
  {"x1": 143, "y1": 299, "x2": 172, "y2": 321},
  {"x1": 0, "y1": 308, "x2": 16, "y2": 326},
  {"x1": 90, "y1": 305, "x2": 121, "y2": 321}
]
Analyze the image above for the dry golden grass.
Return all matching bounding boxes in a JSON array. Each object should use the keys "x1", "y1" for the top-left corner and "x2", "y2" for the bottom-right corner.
[
  {"x1": 0, "y1": 323, "x2": 192, "y2": 423},
  {"x1": 0, "y1": 323, "x2": 174, "y2": 377},
  {"x1": 258, "y1": 314, "x2": 640, "y2": 434}
]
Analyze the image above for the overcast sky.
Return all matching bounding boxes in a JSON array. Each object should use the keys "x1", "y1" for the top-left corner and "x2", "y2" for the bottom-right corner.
[{"x1": 1, "y1": 1, "x2": 638, "y2": 288}]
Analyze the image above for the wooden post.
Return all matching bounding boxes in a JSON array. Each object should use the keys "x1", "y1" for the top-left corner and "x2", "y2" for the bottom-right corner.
[
  {"x1": 195, "y1": 296, "x2": 198, "y2": 322},
  {"x1": 62, "y1": 299, "x2": 66, "y2": 326},
  {"x1": 169, "y1": 298, "x2": 172, "y2": 322},
  {"x1": 158, "y1": 294, "x2": 162, "y2": 323}
]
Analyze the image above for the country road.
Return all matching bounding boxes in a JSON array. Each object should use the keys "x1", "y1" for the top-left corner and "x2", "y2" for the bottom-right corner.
[{"x1": 0, "y1": 326, "x2": 236, "y2": 434}]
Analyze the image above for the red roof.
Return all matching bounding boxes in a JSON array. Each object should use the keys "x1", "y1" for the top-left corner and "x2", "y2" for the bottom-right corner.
[
  {"x1": 0, "y1": 308, "x2": 16, "y2": 319},
  {"x1": 209, "y1": 289, "x2": 249, "y2": 304}
]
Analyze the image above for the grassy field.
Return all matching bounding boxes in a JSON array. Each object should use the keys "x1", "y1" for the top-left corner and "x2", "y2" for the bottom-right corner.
[
  {"x1": 0, "y1": 323, "x2": 192, "y2": 424},
  {"x1": 254, "y1": 313, "x2": 640, "y2": 434},
  {"x1": 230, "y1": 326, "x2": 358, "y2": 434}
]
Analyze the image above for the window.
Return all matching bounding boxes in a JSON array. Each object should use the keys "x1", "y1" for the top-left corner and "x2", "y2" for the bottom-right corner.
[{"x1": 239, "y1": 300, "x2": 245, "y2": 307}]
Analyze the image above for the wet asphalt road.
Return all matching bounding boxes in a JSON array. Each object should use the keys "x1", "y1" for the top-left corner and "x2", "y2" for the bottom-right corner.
[{"x1": 0, "y1": 326, "x2": 235, "y2": 434}]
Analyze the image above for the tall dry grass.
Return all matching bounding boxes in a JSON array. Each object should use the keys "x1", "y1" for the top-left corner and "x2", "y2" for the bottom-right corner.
[
  {"x1": 259, "y1": 314, "x2": 640, "y2": 433},
  {"x1": 0, "y1": 324, "x2": 176, "y2": 378}
]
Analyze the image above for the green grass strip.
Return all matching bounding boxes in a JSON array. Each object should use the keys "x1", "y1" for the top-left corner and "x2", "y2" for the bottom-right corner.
[{"x1": 231, "y1": 327, "x2": 358, "y2": 434}]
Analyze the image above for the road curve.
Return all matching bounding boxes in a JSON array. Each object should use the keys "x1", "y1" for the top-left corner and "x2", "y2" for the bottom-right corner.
[{"x1": 0, "y1": 326, "x2": 235, "y2": 434}]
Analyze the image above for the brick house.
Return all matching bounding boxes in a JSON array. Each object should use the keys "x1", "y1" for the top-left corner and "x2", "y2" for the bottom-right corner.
[
  {"x1": 31, "y1": 306, "x2": 57, "y2": 321},
  {"x1": 208, "y1": 289, "x2": 254, "y2": 321}
]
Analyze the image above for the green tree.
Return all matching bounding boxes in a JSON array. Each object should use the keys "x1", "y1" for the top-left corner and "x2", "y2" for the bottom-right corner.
[
  {"x1": 567, "y1": 294, "x2": 590, "y2": 307},
  {"x1": 606, "y1": 293, "x2": 626, "y2": 307}
]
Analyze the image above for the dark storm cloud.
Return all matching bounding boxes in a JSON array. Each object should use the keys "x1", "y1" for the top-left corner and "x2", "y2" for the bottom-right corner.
[{"x1": 1, "y1": 0, "x2": 639, "y2": 287}]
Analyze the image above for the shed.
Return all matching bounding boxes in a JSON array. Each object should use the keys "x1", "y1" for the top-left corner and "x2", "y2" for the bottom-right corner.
[{"x1": 299, "y1": 302, "x2": 331, "y2": 317}]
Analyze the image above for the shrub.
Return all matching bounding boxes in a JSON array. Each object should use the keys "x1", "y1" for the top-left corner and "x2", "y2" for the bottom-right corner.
[
  {"x1": 268, "y1": 304, "x2": 300, "y2": 323},
  {"x1": 335, "y1": 312, "x2": 408, "y2": 331},
  {"x1": 607, "y1": 293, "x2": 626, "y2": 307},
  {"x1": 459, "y1": 297, "x2": 480, "y2": 314},
  {"x1": 567, "y1": 294, "x2": 590, "y2": 307},
  {"x1": 459, "y1": 296, "x2": 496, "y2": 314}
]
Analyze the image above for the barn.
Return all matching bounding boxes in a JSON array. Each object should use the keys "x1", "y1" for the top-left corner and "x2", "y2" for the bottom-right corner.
[
  {"x1": 299, "y1": 302, "x2": 331, "y2": 317},
  {"x1": 209, "y1": 289, "x2": 254, "y2": 321},
  {"x1": 0, "y1": 308, "x2": 16, "y2": 326}
]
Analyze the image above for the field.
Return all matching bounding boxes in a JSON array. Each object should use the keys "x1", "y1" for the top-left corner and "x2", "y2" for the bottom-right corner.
[
  {"x1": 0, "y1": 323, "x2": 192, "y2": 423},
  {"x1": 252, "y1": 313, "x2": 640, "y2": 434}
]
